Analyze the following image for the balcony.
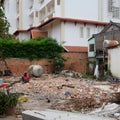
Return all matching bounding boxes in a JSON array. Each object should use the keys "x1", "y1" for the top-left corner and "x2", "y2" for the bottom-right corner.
[{"x1": 39, "y1": 0, "x2": 55, "y2": 22}]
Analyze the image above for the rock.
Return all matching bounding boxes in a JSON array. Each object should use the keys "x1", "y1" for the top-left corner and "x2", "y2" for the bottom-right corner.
[{"x1": 28, "y1": 65, "x2": 43, "y2": 77}]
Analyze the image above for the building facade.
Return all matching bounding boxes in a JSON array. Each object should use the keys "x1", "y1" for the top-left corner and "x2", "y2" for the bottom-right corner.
[{"x1": 4, "y1": 0, "x2": 120, "y2": 46}]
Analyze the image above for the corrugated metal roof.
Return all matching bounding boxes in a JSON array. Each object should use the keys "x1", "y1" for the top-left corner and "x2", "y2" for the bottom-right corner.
[{"x1": 63, "y1": 46, "x2": 88, "y2": 53}]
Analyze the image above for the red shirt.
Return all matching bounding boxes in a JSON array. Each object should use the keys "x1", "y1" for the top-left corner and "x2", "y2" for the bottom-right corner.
[{"x1": 23, "y1": 73, "x2": 30, "y2": 81}]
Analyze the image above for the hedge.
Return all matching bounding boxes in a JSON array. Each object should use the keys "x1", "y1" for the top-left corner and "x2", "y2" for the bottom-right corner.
[{"x1": 0, "y1": 37, "x2": 64, "y2": 60}]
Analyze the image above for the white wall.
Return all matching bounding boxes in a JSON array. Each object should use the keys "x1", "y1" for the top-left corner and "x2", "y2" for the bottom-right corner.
[
  {"x1": 63, "y1": 0, "x2": 99, "y2": 20},
  {"x1": 18, "y1": 32, "x2": 31, "y2": 41},
  {"x1": 21, "y1": 0, "x2": 32, "y2": 29},
  {"x1": 63, "y1": 22, "x2": 101, "y2": 46},
  {"x1": 64, "y1": 22, "x2": 82, "y2": 46},
  {"x1": 50, "y1": 22, "x2": 61, "y2": 44},
  {"x1": 108, "y1": 46, "x2": 120, "y2": 78},
  {"x1": 4, "y1": 0, "x2": 17, "y2": 34}
]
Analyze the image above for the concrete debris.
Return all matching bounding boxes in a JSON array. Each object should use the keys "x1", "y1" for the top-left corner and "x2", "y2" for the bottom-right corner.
[
  {"x1": 60, "y1": 70, "x2": 82, "y2": 78},
  {"x1": 89, "y1": 103, "x2": 120, "y2": 119},
  {"x1": 22, "y1": 109, "x2": 116, "y2": 120},
  {"x1": 1, "y1": 73, "x2": 120, "y2": 119},
  {"x1": 105, "y1": 75, "x2": 119, "y2": 84}
]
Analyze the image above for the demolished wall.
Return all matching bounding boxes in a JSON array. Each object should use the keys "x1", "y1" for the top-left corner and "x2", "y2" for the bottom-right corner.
[{"x1": 0, "y1": 53, "x2": 87, "y2": 75}]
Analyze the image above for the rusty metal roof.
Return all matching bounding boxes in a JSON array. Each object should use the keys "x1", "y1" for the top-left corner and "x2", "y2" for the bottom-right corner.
[{"x1": 63, "y1": 46, "x2": 88, "y2": 53}]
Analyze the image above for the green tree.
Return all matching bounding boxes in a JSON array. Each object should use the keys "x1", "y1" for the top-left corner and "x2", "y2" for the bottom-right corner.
[{"x1": 0, "y1": 0, "x2": 10, "y2": 38}]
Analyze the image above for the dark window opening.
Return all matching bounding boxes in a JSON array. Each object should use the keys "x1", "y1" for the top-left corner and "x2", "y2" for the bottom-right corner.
[
  {"x1": 57, "y1": 0, "x2": 60, "y2": 5},
  {"x1": 89, "y1": 44, "x2": 94, "y2": 51}
]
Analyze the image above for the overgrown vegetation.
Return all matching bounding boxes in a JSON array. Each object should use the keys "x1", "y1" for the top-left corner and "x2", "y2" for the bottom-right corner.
[
  {"x1": 0, "y1": 36, "x2": 65, "y2": 73},
  {"x1": 52, "y1": 55, "x2": 66, "y2": 73},
  {"x1": 0, "y1": 4, "x2": 10, "y2": 38},
  {"x1": 0, "y1": 91, "x2": 19, "y2": 115},
  {"x1": 0, "y1": 37, "x2": 64, "y2": 60},
  {"x1": 0, "y1": 3, "x2": 65, "y2": 73}
]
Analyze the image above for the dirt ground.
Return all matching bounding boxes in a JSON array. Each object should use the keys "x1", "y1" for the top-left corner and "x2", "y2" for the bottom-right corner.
[{"x1": 0, "y1": 73, "x2": 120, "y2": 120}]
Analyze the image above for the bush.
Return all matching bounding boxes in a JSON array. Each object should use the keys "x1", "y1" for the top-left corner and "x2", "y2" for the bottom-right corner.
[
  {"x1": 0, "y1": 37, "x2": 64, "y2": 60},
  {"x1": 52, "y1": 55, "x2": 66, "y2": 74},
  {"x1": 0, "y1": 91, "x2": 19, "y2": 115}
]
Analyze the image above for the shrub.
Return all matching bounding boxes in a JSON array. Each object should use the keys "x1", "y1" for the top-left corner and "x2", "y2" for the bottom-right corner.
[
  {"x1": 0, "y1": 91, "x2": 19, "y2": 115},
  {"x1": 0, "y1": 37, "x2": 64, "y2": 60},
  {"x1": 52, "y1": 55, "x2": 66, "y2": 74}
]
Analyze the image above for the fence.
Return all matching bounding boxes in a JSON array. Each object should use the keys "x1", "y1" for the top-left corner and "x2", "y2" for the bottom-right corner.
[{"x1": 0, "y1": 53, "x2": 88, "y2": 75}]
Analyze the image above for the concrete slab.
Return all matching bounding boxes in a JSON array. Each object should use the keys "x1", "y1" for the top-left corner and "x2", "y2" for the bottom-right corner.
[{"x1": 22, "y1": 109, "x2": 116, "y2": 120}]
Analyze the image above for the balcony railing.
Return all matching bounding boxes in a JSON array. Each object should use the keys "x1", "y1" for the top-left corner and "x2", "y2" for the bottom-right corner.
[{"x1": 39, "y1": 0, "x2": 55, "y2": 21}]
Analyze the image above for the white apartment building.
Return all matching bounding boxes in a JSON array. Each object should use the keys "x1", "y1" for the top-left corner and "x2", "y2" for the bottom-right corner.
[{"x1": 3, "y1": 0, "x2": 120, "y2": 48}]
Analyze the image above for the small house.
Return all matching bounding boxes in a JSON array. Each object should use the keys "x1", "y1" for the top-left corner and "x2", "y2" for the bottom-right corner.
[{"x1": 88, "y1": 21, "x2": 120, "y2": 77}]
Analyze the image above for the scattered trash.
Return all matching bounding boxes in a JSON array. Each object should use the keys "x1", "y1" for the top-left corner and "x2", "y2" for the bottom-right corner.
[
  {"x1": 65, "y1": 91, "x2": 71, "y2": 97},
  {"x1": 18, "y1": 95, "x2": 28, "y2": 102}
]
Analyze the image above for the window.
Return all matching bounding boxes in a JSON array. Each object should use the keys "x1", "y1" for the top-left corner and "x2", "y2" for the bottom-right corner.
[
  {"x1": 108, "y1": 0, "x2": 113, "y2": 12},
  {"x1": 16, "y1": 0, "x2": 19, "y2": 4},
  {"x1": 46, "y1": 0, "x2": 54, "y2": 15},
  {"x1": 29, "y1": 0, "x2": 33, "y2": 9},
  {"x1": 16, "y1": 0, "x2": 19, "y2": 13},
  {"x1": 16, "y1": 17, "x2": 19, "y2": 29},
  {"x1": 39, "y1": 7, "x2": 45, "y2": 20},
  {"x1": 35, "y1": 11, "x2": 38, "y2": 17},
  {"x1": 87, "y1": 27, "x2": 90, "y2": 38},
  {"x1": 112, "y1": 7, "x2": 119, "y2": 18},
  {"x1": 108, "y1": 0, "x2": 120, "y2": 18},
  {"x1": 89, "y1": 44, "x2": 94, "y2": 52},
  {"x1": 57, "y1": 0, "x2": 60, "y2": 5},
  {"x1": 80, "y1": 27, "x2": 84, "y2": 38}
]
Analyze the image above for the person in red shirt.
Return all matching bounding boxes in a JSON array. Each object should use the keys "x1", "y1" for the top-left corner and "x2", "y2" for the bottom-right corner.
[{"x1": 21, "y1": 72, "x2": 30, "y2": 83}]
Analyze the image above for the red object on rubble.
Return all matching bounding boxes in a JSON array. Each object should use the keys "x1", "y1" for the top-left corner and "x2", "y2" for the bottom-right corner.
[
  {"x1": 21, "y1": 72, "x2": 30, "y2": 83},
  {"x1": 0, "y1": 83, "x2": 9, "y2": 88}
]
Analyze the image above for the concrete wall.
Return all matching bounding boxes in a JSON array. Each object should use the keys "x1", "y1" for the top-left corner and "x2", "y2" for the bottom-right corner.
[
  {"x1": 108, "y1": 46, "x2": 120, "y2": 78},
  {"x1": 1, "y1": 53, "x2": 87, "y2": 75}
]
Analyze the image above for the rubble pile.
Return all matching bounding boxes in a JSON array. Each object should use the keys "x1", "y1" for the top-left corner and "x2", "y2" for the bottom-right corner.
[
  {"x1": 3, "y1": 74, "x2": 120, "y2": 113},
  {"x1": 50, "y1": 84, "x2": 110, "y2": 112}
]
